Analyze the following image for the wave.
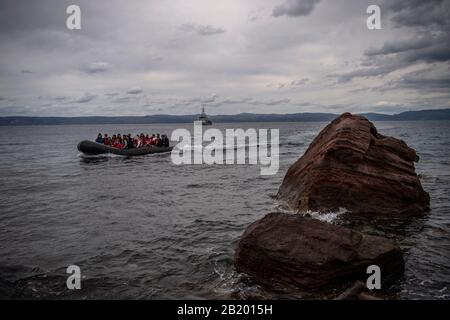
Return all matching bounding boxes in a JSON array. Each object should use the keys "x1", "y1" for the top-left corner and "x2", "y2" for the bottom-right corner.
[
  {"x1": 274, "y1": 202, "x2": 347, "y2": 224},
  {"x1": 173, "y1": 142, "x2": 278, "y2": 152},
  {"x1": 78, "y1": 152, "x2": 123, "y2": 159},
  {"x1": 305, "y1": 208, "x2": 347, "y2": 223}
]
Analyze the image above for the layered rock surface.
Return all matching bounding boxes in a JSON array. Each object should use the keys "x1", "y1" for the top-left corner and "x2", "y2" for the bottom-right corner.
[
  {"x1": 235, "y1": 212, "x2": 404, "y2": 295},
  {"x1": 277, "y1": 113, "x2": 430, "y2": 215}
]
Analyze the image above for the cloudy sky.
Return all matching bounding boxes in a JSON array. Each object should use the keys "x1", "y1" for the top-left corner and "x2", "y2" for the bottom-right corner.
[{"x1": 0, "y1": 0, "x2": 449, "y2": 116}]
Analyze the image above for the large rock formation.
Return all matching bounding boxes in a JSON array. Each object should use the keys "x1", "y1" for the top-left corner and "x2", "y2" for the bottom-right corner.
[
  {"x1": 234, "y1": 212, "x2": 404, "y2": 295},
  {"x1": 277, "y1": 113, "x2": 430, "y2": 215}
]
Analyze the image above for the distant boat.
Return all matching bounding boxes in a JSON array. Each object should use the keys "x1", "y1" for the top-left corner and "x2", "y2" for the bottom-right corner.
[{"x1": 198, "y1": 105, "x2": 212, "y2": 125}]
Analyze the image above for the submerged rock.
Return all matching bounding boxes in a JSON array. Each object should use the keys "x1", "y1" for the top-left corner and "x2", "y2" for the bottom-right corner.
[
  {"x1": 234, "y1": 212, "x2": 404, "y2": 295},
  {"x1": 277, "y1": 113, "x2": 430, "y2": 215}
]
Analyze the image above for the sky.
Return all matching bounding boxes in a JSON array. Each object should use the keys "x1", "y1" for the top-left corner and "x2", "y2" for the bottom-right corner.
[{"x1": 0, "y1": 0, "x2": 449, "y2": 116}]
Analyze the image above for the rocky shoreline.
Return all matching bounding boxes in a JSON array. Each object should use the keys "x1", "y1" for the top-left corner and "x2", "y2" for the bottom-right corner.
[{"x1": 234, "y1": 113, "x2": 430, "y2": 299}]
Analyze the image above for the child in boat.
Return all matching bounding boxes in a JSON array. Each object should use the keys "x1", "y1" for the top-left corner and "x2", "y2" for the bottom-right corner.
[{"x1": 95, "y1": 133, "x2": 103, "y2": 144}]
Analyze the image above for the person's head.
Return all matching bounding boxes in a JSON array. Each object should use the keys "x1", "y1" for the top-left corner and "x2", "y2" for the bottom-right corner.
[
  {"x1": 112, "y1": 134, "x2": 116, "y2": 138},
  {"x1": 152, "y1": 134, "x2": 155, "y2": 137},
  {"x1": 157, "y1": 133, "x2": 160, "y2": 137},
  {"x1": 97, "y1": 133, "x2": 102, "y2": 138},
  {"x1": 146, "y1": 134, "x2": 149, "y2": 138},
  {"x1": 118, "y1": 134, "x2": 121, "y2": 138},
  {"x1": 104, "y1": 134, "x2": 108, "y2": 137}
]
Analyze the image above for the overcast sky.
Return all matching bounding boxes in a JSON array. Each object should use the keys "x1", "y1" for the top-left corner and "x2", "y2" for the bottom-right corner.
[{"x1": 0, "y1": 0, "x2": 449, "y2": 116}]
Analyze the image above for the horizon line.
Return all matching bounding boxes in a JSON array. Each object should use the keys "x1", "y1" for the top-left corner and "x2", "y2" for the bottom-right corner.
[{"x1": 1, "y1": 107, "x2": 450, "y2": 118}]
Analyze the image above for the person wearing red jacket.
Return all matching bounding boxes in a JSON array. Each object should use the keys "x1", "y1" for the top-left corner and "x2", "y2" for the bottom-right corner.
[{"x1": 103, "y1": 134, "x2": 111, "y2": 145}]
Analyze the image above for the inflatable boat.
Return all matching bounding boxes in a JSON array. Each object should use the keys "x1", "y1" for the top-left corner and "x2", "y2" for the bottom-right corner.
[{"x1": 77, "y1": 140, "x2": 173, "y2": 156}]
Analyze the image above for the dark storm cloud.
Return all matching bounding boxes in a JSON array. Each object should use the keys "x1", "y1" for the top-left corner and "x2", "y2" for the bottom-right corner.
[
  {"x1": 247, "y1": 9, "x2": 264, "y2": 22},
  {"x1": 212, "y1": 97, "x2": 253, "y2": 106},
  {"x1": 0, "y1": 0, "x2": 67, "y2": 35},
  {"x1": 180, "y1": 24, "x2": 225, "y2": 36},
  {"x1": 364, "y1": 37, "x2": 433, "y2": 56},
  {"x1": 336, "y1": 0, "x2": 450, "y2": 83},
  {"x1": 179, "y1": 94, "x2": 219, "y2": 105},
  {"x1": 105, "y1": 92, "x2": 119, "y2": 97},
  {"x1": 398, "y1": 69, "x2": 450, "y2": 90},
  {"x1": 272, "y1": 0, "x2": 321, "y2": 17},
  {"x1": 267, "y1": 78, "x2": 310, "y2": 89},
  {"x1": 0, "y1": 0, "x2": 449, "y2": 116},
  {"x1": 335, "y1": 65, "x2": 396, "y2": 83},
  {"x1": 348, "y1": 68, "x2": 450, "y2": 93},
  {"x1": 113, "y1": 96, "x2": 139, "y2": 104},
  {"x1": 384, "y1": 0, "x2": 450, "y2": 28},
  {"x1": 74, "y1": 93, "x2": 96, "y2": 103},
  {"x1": 249, "y1": 98, "x2": 291, "y2": 106},
  {"x1": 0, "y1": 105, "x2": 29, "y2": 115},
  {"x1": 339, "y1": 36, "x2": 450, "y2": 82},
  {"x1": 81, "y1": 62, "x2": 110, "y2": 74},
  {"x1": 163, "y1": 95, "x2": 292, "y2": 110},
  {"x1": 401, "y1": 38, "x2": 450, "y2": 64},
  {"x1": 127, "y1": 87, "x2": 143, "y2": 95},
  {"x1": 201, "y1": 94, "x2": 219, "y2": 103},
  {"x1": 0, "y1": 96, "x2": 16, "y2": 102},
  {"x1": 39, "y1": 95, "x2": 69, "y2": 101},
  {"x1": 401, "y1": 76, "x2": 450, "y2": 90}
]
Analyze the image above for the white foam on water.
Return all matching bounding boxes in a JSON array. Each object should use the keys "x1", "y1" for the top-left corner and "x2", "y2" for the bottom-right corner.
[
  {"x1": 78, "y1": 152, "x2": 123, "y2": 159},
  {"x1": 274, "y1": 202, "x2": 347, "y2": 224},
  {"x1": 175, "y1": 142, "x2": 277, "y2": 152},
  {"x1": 306, "y1": 208, "x2": 347, "y2": 223}
]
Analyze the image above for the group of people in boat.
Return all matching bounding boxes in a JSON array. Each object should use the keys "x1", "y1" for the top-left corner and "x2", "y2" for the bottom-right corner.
[{"x1": 95, "y1": 133, "x2": 170, "y2": 149}]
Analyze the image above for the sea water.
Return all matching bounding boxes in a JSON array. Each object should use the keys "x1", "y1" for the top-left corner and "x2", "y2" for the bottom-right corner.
[{"x1": 0, "y1": 121, "x2": 449, "y2": 299}]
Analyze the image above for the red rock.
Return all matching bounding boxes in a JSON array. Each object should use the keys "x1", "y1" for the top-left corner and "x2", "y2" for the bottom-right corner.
[
  {"x1": 277, "y1": 113, "x2": 430, "y2": 215},
  {"x1": 234, "y1": 212, "x2": 404, "y2": 295}
]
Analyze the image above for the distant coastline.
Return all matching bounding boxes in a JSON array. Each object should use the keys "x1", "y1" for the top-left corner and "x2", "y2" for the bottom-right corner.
[{"x1": 1, "y1": 108, "x2": 450, "y2": 126}]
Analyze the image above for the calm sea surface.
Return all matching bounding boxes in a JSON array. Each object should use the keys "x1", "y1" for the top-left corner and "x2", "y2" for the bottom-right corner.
[{"x1": 0, "y1": 121, "x2": 449, "y2": 299}]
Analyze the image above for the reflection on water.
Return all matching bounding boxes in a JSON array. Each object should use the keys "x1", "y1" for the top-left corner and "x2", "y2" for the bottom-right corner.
[{"x1": 0, "y1": 121, "x2": 449, "y2": 299}]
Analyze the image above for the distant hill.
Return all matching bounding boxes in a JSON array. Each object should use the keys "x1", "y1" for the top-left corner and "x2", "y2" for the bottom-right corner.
[{"x1": 1, "y1": 108, "x2": 450, "y2": 126}]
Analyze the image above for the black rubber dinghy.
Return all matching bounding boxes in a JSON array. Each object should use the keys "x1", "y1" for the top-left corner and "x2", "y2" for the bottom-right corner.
[{"x1": 77, "y1": 140, "x2": 173, "y2": 156}]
